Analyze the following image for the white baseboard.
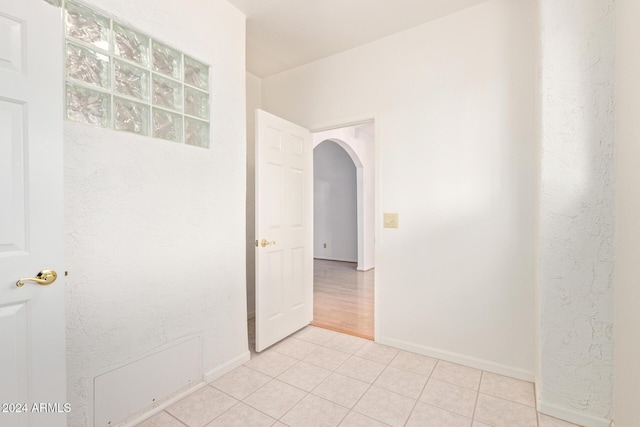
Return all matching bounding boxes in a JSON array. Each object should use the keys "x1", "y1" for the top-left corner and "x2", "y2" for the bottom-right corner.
[
  {"x1": 538, "y1": 401, "x2": 611, "y2": 427},
  {"x1": 116, "y1": 382, "x2": 207, "y2": 427},
  {"x1": 314, "y1": 256, "x2": 358, "y2": 263},
  {"x1": 379, "y1": 335, "x2": 534, "y2": 381},
  {"x1": 356, "y1": 265, "x2": 374, "y2": 272},
  {"x1": 117, "y1": 350, "x2": 251, "y2": 427},
  {"x1": 204, "y1": 351, "x2": 251, "y2": 383}
]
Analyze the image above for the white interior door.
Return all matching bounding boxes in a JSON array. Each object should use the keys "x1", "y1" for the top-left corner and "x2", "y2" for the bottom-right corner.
[
  {"x1": 0, "y1": 1, "x2": 65, "y2": 426},
  {"x1": 255, "y1": 109, "x2": 313, "y2": 352}
]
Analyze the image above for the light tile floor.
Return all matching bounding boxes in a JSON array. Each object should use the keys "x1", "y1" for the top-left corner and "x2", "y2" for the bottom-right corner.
[{"x1": 136, "y1": 325, "x2": 583, "y2": 427}]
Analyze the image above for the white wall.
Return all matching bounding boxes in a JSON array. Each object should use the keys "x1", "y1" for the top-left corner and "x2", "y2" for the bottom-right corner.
[
  {"x1": 246, "y1": 72, "x2": 262, "y2": 318},
  {"x1": 614, "y1": 0, "x2": 640, "y2": 425},
  {"x1": 313, "y1": 141, "x2": 358, "y2": 262},
  {"x1": 262, "y1": 0, "x2": 537, "y2": 378},
  {"x1": 313, "y1": 124, "x2": 376, "y2": 271},
  {"x1": 538, "y1": 1, "x2": 615, "y2": 426},
  {"x1": 64, "y1": 1, "x2": 247, "y2": 425}
]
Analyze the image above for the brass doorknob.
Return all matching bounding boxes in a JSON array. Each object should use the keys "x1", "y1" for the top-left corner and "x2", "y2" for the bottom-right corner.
[
  {"x1": 260, "y1": 239, "x2": 276, "y2": 247},
  {"x1": 16, "y1": 269, "x2": 57, "y2": 288}
]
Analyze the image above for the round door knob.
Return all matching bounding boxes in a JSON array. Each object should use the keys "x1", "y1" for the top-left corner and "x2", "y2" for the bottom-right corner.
[{"x1": 260, "y1": 239, "x2": 276, "y2": 247}]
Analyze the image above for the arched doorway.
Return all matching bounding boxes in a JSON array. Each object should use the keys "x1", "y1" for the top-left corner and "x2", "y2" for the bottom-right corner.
[
  {"x1": 313, "y1": 140, "x2": 358, "y2": 264},
  {"x1": 312, "y1": 123, "x2": 375, "y2": 339}
]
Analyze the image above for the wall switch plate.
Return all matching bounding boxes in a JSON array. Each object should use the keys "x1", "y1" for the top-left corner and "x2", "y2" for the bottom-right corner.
[{"x1": 384, "y1": 213, "x2": 399, "y2": 228}]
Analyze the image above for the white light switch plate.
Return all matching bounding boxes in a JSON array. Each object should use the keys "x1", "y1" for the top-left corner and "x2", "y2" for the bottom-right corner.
[{"x1": 384, "y1": 213, "x2": 398, "y2": 228}]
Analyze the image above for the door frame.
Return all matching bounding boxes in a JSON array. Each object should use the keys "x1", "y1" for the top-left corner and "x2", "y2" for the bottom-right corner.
[
  {"x1": 246, "y1": 110, "x2": 383, "y2": 342},
  {"x1": 312, "y1": 136, "x2": 364, "y2": 269},
  {"x1": 308, "y1": 114, "x2": 380, "y2": 342}
]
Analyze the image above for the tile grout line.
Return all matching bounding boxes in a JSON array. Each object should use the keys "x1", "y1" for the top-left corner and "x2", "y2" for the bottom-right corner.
[
  {"x1": 179, "y1": 384, "x2": 242, "y2": 427},
  {"x1": 273, "y1": 388, "x2": 310, "y2": 425},
  {"x1": 414, "y1": 365, "x2": 485, "y2": 423},
  {"x1": 234, "y1": 376, "x2": 297, "y2": 424},
  {"x1": 471, "y1": 371, "x2": 483, "y2": 425},
  {"x1": 240, "y1": 344, "x2": 343, "y2": 425},
  {"x1": 201, "y1": 394, "x2": 242, "y2": 427},
  {"x1": 249, "y1": 325, "x2": 540, "y2": 427},
  {"x1": 269, "y1": 339, "x2": 343, "y2": 425},
  {"x1": 426, "y1": 361, "x2": 484, "y2": 393},
  {"x1": 401, "y1": 358, "x2": 439, "y2": 427},
  {"x1": 163, "y1": 410, "x2": 189, "y2": 427},
  {"x1": 344, "y1": 344, "x2": 398, "y2": 424},
  {"x1": 302, "y1": 343, "x2": 374, "y2": 416},
  {"x1": 246, "y1": 323, "x2": 541, "y2": 427},
  {"x1": 477, "y1": 390, "x2": 538, "y2": 409},
  {"x1": 534, "y1": 381, "x2": 540, "y2": 427},
  {"x1": 318, "y1": 338, "x2": 378, "y2": 421}
]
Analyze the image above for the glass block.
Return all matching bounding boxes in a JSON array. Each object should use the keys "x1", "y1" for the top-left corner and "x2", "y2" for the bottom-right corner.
[
  {"x1": 114, "y1": 97, "x2": 149, "y2": 135},
  {"x1": 184, "y1": 56, "x2": 209, "y2": 91},
  {"x1": 113, "y1": 22, "x2": 150, "y2": 66},
  {"x1": 66, "y1": 42, "x2": 110, "y2": 88},
  {"x1": 184, "y1": 87, "x2": 209, "y2": 120},
  {"x1": 115, "y1": 60, "x2": 149, "y2": 101},
  {"x1": 153, "y1": 108, "x2": 183, "y2": 143},
  {"x1": 65, "y1": 1, "x2": 110, "y2": 51},
  {"x1": 66, "y1": 83, "x2": 110, "y2": 128},
  {"x1": 185, "y1": 117, "x2": 210, "y2": 148},
  {"x1": 152, "y1": 40, "x2": 182, "y2": 80},
  {"x1": 152, "y1": 74, "x2": 182, "y2": 112}
]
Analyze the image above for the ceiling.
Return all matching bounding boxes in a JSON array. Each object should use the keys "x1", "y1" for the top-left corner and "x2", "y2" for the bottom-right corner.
[{"x1": 227, "y1": 0, "x2": 489, "y2": 77}]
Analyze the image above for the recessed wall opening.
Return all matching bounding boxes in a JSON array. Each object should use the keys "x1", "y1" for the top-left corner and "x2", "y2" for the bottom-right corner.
[{"x1": 311, "y1": 122, "x2": 375, "y2": 340}]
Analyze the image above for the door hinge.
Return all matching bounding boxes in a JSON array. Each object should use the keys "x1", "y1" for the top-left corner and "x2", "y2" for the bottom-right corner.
[{"x1": 255, "y1": 240, "x2": 258, "y2": 247}]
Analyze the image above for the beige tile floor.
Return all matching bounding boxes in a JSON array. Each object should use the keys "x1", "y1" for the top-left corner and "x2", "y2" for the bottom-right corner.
[{"x1": 137, "y1": 325, "x2": 583, "y2": 427}]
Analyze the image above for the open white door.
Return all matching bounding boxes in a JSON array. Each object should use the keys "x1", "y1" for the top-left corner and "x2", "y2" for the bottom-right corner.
[
  {"x1": 255, "y1": 109, "x2": 313, "y2": 352},
  {"x1": 0, "y1": 1, "x2": 65, "y2": 426}
]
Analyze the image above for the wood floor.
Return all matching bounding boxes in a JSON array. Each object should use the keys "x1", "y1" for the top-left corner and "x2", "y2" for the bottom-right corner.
[{"x1": 311, "y1": 259, "x2": 374, "y2": 340}]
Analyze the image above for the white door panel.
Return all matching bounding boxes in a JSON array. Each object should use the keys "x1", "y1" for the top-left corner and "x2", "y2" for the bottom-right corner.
[
  {"x1": 255, "y1": 110, "x2": 312, "y2": 352},
  {"x1": 0, "y1": 0, "x2": 65, "y2": 426},
  {"x1": 0, "y1": 99, "x2": 26, "y2": 253}
]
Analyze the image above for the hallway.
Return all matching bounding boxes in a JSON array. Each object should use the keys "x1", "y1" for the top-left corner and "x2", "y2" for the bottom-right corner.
[{"x1": 312, "y1": 260, "x2": 374, "y2": 340}]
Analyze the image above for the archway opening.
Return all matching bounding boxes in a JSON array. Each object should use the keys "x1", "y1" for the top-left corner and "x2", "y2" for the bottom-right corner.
[{"x1": 311, "y1": 122, "x2": 375, "y2": 339}]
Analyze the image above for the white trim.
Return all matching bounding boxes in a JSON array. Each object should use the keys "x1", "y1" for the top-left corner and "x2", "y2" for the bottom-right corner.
[
  {"x1": 115, "y1": 382, "x2": 207, "y2": 427},
  {"x1": 314, "y1": 256, "x2": 358, "y2": 263},
  {"x1": 537, "y1": 400, "x2": 611, "y2": 427},
  {"x1": 112, "y1": 350, "x2": 250, "y2": 426},
  {"x1": 89, "y1": 334, "x2": 204, "y2": 426},
  {"x1": 309, "y1": 112, "x2": 379, "y2": 134},
  {"x1": 307, "y1": 112, "x2": 381, "y2": 344},
  {"x1": 357, "y1": 265, "x2": 374, "y2": 272},
  {"x1": 204, "y1": 351, "x2": 251, "y2": 383},
  {"x1": 379, "y1": 335, "x2": 534, "y2": 381},
  {"x1": 373, "y1": 116, "x2": 381, "y2": 344}
]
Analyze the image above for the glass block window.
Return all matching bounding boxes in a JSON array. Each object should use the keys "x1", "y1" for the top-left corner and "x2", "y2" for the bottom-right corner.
[
  {"x1": 43, "y1": 0, "x2": 62, "y2": 7},
  {"x1": 63, "y1": 0, "x2": 211, "y2": 148}
]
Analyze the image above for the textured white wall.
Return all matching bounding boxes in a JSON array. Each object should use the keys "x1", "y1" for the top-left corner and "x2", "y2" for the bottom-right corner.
[
  {"x1": 614, "y1": 0, "x2": 640, "y2": 425},
  {"x1": 538, "y1": 1, "x2": 615, "y2": 426},
  {"x1": 64, "y1": 1, "x2": 248, "y2": 425},
  {"x1": 313, "y1": 125, "x2": 376, "y2": 270},
  {"x1": 313, "y1": 141, "x2": 358, "y2": 262},
  {"x1": 262, "y1": 0, "x2": 537, "y2": 378},
  {"x1": 246, "y1": 72, "x2": 262, "y2": 318}
]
